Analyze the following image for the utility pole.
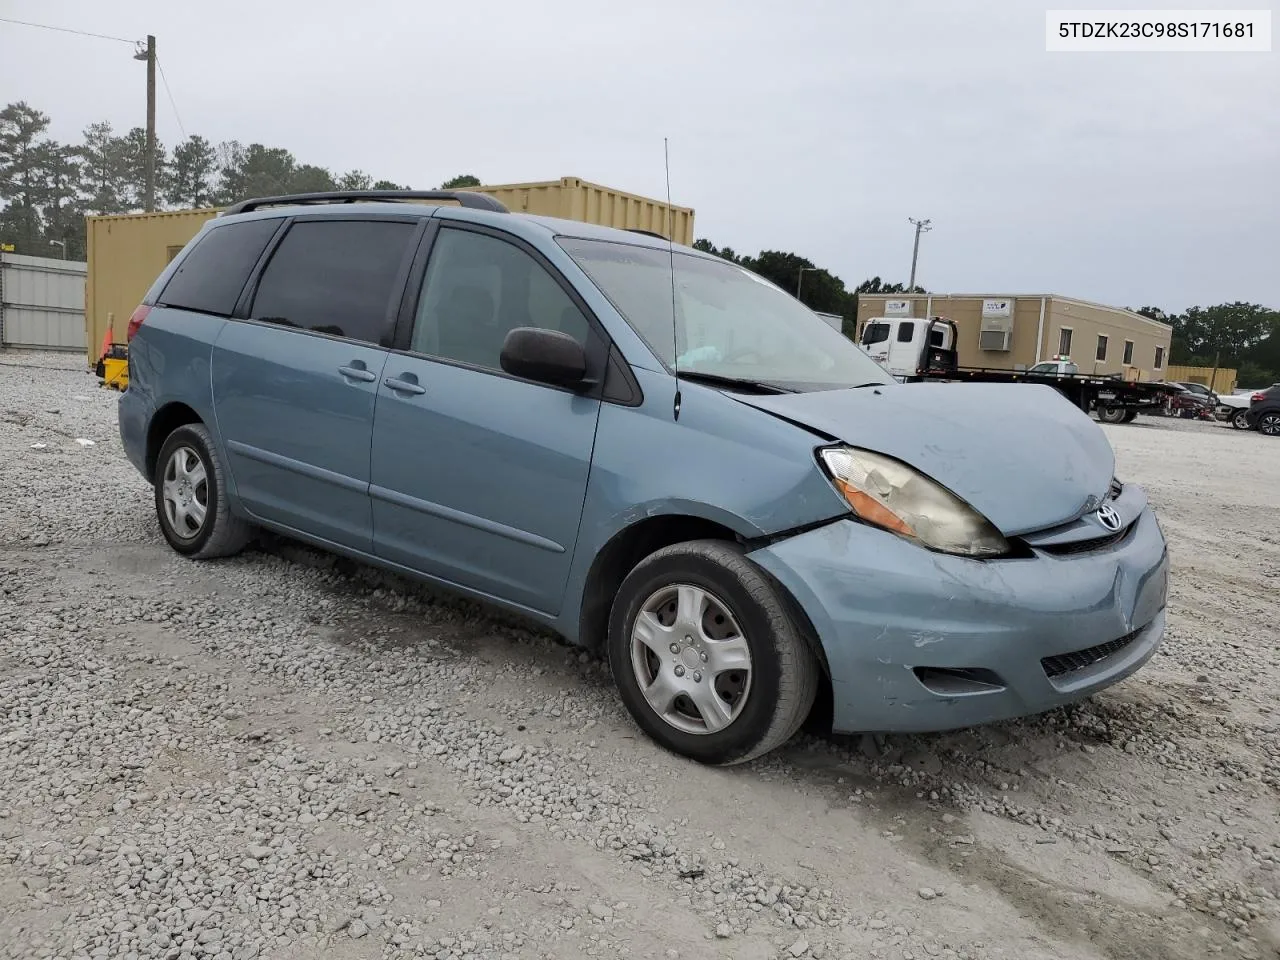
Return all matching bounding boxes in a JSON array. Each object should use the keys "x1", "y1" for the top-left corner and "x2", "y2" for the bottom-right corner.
[
  {"x1": 907, "y1": 217, "x2": 932, "y2": 291},
  {"x1": 135, "y1": 35, "x2": 157, "y2": 212},
  {"x1": 797, "y1": 266, "x2": 818, "y2": 304}
]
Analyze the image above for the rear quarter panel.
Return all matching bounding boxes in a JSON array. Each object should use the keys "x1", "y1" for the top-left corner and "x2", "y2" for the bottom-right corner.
[{"x1": 122, "y1": 308, "x2": 230, "y2": 484}]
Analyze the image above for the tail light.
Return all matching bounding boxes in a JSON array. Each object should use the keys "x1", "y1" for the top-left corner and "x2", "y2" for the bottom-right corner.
[
  {"x1": 126, "y1": 304, "x2": 151, "y2": 341},
  {"x1": 1253, "y1": 392, "x2": 1266, "y2": 402}
]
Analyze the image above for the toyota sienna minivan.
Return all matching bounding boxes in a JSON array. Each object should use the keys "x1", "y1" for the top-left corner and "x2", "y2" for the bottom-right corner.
[{"x1": 118, "y1": 189, "x2": 1169, "y2": 765}]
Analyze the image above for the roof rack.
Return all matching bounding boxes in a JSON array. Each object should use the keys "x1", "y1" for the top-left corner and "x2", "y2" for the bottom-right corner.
[{"x1": 221, "y1": 190, "x2": 509, "y2": 216}]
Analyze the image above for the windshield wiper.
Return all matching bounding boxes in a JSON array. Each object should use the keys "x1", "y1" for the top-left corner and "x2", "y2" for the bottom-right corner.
[
  {"x1": 676, "y1": 370, "x2": 792, "y2": 394},
  {"x1": 851, "y1": 381, "x2": 887, "y2": 388}
]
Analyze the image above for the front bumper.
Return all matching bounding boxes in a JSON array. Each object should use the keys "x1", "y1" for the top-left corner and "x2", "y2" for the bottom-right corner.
[{"x1": 748, "y1": 498, "x2": 1169, "y2": 734}]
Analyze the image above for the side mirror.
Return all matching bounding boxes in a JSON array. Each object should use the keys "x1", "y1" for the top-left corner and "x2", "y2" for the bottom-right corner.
[{"x1": 500, "y1": 327, "x2": 588, "y2": 389}]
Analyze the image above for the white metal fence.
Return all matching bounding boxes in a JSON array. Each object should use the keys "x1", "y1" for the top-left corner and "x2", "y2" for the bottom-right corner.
[{"x1": 0, "y1": 252, "x2": 87, "y2": 351}]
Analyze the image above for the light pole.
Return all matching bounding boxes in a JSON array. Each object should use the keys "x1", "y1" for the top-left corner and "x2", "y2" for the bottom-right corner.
[
  {"x1": 48, "y1": 240, "x2": 67, "y2": 259},
  {"x1": 797, "y1": 267, "x2": 819, "y2": 304},
  {"x1": 907, "y1": 217, "x2": 932, "y2": 291}
]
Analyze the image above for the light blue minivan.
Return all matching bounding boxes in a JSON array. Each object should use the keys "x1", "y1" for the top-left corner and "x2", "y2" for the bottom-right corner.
[{"x1": 118, "y1": 190, "x2": 1169, "y2": 765}]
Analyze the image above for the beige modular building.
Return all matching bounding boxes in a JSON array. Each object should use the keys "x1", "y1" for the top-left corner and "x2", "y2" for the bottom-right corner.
[
  {"x1": 84, "y1": 176, "x2": 694, "y2": 367},
  {"x1": 856, "y1": 293, "x2": 1174, "y2": 381}
]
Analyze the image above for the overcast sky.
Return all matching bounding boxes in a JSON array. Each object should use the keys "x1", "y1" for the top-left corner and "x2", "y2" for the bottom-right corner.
[{"x1": 2, "y1": 0, "x2": 1276, "y2": 312}]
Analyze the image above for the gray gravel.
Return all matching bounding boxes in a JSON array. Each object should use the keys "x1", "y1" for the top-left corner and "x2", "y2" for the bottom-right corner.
[{"x1": 1, "y1": 350, "x2": 1277, "y2": 960}]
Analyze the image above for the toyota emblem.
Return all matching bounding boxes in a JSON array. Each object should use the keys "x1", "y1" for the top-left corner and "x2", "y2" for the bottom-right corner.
[{"x1": 1095, "y1": 504, "x2": 1122, "y2": 532}]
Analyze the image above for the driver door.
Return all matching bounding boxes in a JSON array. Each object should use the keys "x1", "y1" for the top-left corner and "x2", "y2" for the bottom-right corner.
[{"x1": 368, "y1": 224, "x2": 605, "y2": 616}]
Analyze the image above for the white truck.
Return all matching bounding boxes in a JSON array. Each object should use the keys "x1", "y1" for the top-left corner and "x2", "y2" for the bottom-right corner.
[{"x1": 857, "y1": 316, "x2": 1179, "y2": 423}]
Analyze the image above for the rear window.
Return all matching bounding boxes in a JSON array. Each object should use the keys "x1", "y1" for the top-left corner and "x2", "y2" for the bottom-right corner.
[{"x1": 158, "y1": 218, "x2": 282, "y2": 316}]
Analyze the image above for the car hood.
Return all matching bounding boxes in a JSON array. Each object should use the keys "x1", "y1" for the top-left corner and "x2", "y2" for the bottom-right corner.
[{"x1": 731, "y1": 382, "x2": 1115, "y2": 536}]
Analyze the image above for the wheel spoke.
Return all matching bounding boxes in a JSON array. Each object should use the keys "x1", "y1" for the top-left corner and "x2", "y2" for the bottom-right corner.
[
  {"x1": 162, "y1": 477, "x2": 181, "y2": 503},
  {"x1": 641, "y1": 668, "x2": 682, "y2": 717},
  {"x1": 632, "y1": 610, "x2": 674, "y2": 658},
  {"x1": 186, "y1": 457, "x2": 207, "y2": 487},
  {"x1": 687, "y1": 682, "x2": 734, "y2": 733},
  {"x1": 704, "y1": 634, "x2": 751, "y2": 675},
  {"x1": 186, "y1": 497, "x2": 207, "y2": 528},
  {"x1": 673, "y1": 585, "x2": 707, "y2": 638}
]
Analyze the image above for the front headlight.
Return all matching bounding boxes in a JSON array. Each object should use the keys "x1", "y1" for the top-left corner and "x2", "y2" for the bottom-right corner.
[{"x1": 818, "y1": 446, "x2": 1011, "y2": 557}]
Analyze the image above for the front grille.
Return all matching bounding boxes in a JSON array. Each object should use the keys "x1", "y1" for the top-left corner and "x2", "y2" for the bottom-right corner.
[
  {"x1": 1041, "y1": 628, "x2": 1142, "y2": 679},
  {"x1": 1039, "y1": 522, "x2": 1132, "y2": 556},
  {"x1": 1109, "y1": 477, "x2": 1123, "y2": 500}
]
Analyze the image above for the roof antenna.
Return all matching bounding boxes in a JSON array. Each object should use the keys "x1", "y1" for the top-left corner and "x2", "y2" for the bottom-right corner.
[{"x1": 665, "y1": 137, "x2": 681, "y2": 422}]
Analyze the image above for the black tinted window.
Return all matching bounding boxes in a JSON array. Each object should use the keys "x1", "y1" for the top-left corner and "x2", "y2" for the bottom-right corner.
[
  {"x1": 411, "y1": 227, "x2": 590, "y2": 370},
  {"x1": 896, "y1": 324, "x2": 914, "y2": 343},
  {"x1": 862, "y1": 322, "x2": 890, "y2": 345},
  {"x1": 251, "y1": 220, "x2": 416, "y2": 345},
  {"x1": 160, "y1": 218, "x2": 282, "y2": 316}
]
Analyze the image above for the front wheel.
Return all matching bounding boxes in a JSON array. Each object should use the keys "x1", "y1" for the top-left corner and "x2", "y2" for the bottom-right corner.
[
  {"x1": 154, "y1": 423, "x2": 253, "y2": 558},
  {"x1": 607, "y1": 540, "x2": 819, "y2": 766},
  {"x1": 1232, "y1": 409, "x2": 1253, "y2": 430},
  {"x1": 1258, "y1": 412, "x2": 1280, "y2": 437}
]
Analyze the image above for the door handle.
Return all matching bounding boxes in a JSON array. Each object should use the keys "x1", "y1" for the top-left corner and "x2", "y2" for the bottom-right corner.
[
  {"x1": 383, "y1": 376, "x2": 426, "y2": 396},
  {"x1": 338, "y1": 364, "x2": 376, "y2": 382}
]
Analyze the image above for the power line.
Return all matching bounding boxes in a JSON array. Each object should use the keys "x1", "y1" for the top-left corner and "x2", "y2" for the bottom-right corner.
[
  {"x1": 156, "y1": 59, "x2": 187, "y2": 140},
  {"x1": 0, "y1": 16, "x2": 136, "y2": 44}
]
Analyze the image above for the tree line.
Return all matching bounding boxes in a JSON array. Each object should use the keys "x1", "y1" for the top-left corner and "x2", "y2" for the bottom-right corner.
[
  {"x1": 3, "y1": 99, "x2": 1275, "y2": 386},
  {"x1": 0, "y1": 100, "x2": 480, "y2": 261}
]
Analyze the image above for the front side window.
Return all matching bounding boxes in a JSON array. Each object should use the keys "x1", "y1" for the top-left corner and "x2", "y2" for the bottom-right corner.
[
  {"x1": 250, "y1": 219, "x2": 417, "y2": 345},
  {"x1": 861, "y1": 322, "x2": 890, "y2": 346},
  {"x1": 559, "y1": 238, "x2": 889, "y2": 390},
  {"x1": 411, "y1": 228, "x2": 590, "y2": 370}
]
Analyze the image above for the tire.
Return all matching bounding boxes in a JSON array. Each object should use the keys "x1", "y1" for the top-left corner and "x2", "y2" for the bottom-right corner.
[
  {"x1": 1097, "y1": 405, "x2": 1127, "y2": 424},
  {"x1": 607, "y1": 539, "x2": 819, "y2": 766},
  {"x1": 1232, "y1": 409, "x2": 1253, "y2": 430},
  {"x1": 1258, "y1": 412, "x2": 1280, "y2": 437},
  {"x1": 154, "y1": 422, "x2": 253, "y2": 558},
  {"x1": 1121, "y1": 409, "x2": 1138, "y2": 423}
]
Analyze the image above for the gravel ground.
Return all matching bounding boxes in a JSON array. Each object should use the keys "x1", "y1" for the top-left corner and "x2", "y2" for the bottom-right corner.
[{"x1": 1, "y1": 349, "x2": 1277, "y2": 960}]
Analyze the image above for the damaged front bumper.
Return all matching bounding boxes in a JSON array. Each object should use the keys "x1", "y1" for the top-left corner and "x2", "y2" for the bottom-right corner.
[{"x1": 747, "y1": 492, "x2": 1169, "y2": 734}]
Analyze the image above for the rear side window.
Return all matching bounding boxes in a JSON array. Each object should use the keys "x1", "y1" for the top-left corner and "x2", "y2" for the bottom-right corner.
[
  {"x1": 896, "y1": 324, "x2": 914, "y2": 343},
  {"x1": 159, "y1": 218, "x2": 282, "y2": 316},
  {"x1": 250, "y1": 220, "x2": 417, "y2": 345}
]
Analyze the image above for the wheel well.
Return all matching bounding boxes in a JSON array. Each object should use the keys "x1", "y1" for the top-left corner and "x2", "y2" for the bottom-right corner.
[
  {"x1": 577, "y1": 515, "x2": 834, "y2": 714},
  {"x1": 146, "y1": 402, "x2": 202, "y2": 482},
  {"x1": 578, "y1": 516, "x2": 740, "y2": 654}
]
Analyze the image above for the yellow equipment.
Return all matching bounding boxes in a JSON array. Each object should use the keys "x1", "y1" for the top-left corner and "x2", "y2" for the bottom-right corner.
[{"x1": 95, "y1": 344, "x2": 129, "y2": 391}]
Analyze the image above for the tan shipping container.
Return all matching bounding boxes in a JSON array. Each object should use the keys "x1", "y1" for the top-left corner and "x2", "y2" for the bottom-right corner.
[{"x1": 84, "y1": 176, "x2": 695, "y2": 366}]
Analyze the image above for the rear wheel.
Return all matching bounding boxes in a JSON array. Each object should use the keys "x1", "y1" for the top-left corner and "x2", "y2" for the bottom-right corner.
[
  {"x1": 1121, "y1": 409, "x2": 1138, "y2": 423},
  {"x1": 1232, "y1": 408, "x2": 1253, "y2": 430},
  {"x1": 607, "y1": 539, "x2": 819, "y2": 766},
  {"x1": 1097, "y1": 405, "x2": 1127, "y2": 424},
  {"x1": 154, "y1": 423, "x2": 253, "y2": 558},
  {"x1": 1258, "y1": 412, "x2": 1280, "y2": 437}
]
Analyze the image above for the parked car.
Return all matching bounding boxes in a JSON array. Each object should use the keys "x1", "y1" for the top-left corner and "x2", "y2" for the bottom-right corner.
[
  {"x1": 1244, "y1": 385, "x2": 1280, "y2": 436},
  {"x1": 1218, "y1": 388, "x2": 1266, "y2": 429},
  {"x1": 117, "y1": 189, "x2": 1170, "y2": 766}
]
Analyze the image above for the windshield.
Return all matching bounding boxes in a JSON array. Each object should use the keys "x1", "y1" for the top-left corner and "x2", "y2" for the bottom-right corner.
[{"x1": 558, "y1": 238, "x2": 888, "y2": 390}]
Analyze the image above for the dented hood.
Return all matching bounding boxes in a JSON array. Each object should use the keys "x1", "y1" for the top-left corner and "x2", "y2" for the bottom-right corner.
[{"x1": 733, "y1": 381, "x2": 1115, "y2": 536}]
